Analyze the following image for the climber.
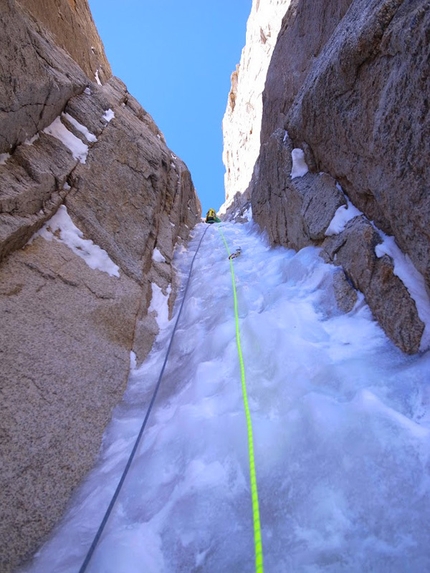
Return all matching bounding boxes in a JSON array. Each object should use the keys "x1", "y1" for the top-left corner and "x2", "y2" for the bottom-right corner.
[{"x1": 205, "y1": 208, "x2": 221, "y2": 224}]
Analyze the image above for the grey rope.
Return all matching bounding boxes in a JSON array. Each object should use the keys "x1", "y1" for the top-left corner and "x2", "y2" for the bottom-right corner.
[{"x1": 79, "y1": 224, "x2": 209, "y2": 573}]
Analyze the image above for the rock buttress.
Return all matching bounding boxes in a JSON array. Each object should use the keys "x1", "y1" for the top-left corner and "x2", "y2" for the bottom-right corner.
[{"x1": 0, "y1": 3, "x2": 201, "y2": 572}]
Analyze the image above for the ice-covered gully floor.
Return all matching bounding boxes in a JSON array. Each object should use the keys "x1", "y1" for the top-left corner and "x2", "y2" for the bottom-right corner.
[{"x1": 23, "y1": 222, "x2": 430, "y2": 573}]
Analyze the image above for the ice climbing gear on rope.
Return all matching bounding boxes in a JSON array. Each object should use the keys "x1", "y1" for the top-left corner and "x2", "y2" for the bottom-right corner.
[
  {"x1": 228, "y1": 246, "x2": 242, "y2": 260},
  {"x1": 217, "y1": 225, "x2": 264, "y2": 573},
  {"x1": 79, "y1": 225, "x2": 210, "y2": 573}
]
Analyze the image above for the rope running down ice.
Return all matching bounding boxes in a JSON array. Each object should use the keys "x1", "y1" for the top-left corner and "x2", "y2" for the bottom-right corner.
[
  {"x1": 79, "y1": 224, "x2": 210, "y2": 573},
  {"x1": 217, "y1": 224, "x2": 264, "y2": 573}
]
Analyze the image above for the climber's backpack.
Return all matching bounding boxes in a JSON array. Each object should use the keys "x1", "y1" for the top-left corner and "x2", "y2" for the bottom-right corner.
[{"x1": 206, "y1": 208, "x2": 217, "y2": 223}]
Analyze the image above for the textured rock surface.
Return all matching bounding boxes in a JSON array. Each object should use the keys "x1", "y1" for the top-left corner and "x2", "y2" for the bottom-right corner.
[
  {"x1": 286, "y1": 0, "x2": 430, "y2": 289},
  {"x1": 0, "y1": 239, "x2": 141, "y2": 572},
  {"x1": 17, "y1": 0, "x2": 112, "y2": 83},
  {"x1": 0, "y1": 2, "x2": 200, "y2": 571},
  {"x1": 0, "y1": 0, "x2": 89, "y2": 154},
  {"x1": 221, "y1": 0, "x2": 291, "y2": 207},
  {"x1": 321, "y1": 217, "x2": 425, "y2": 353},
  {"x1": 260, "y1": 0, "x2": 353, "y2": 144},
  {"x1": 243, "y1": 0, "x2": 429, "y2": 353},
  {"x1": 251, "y1": 129, "x2": 346, "y2": 249}
]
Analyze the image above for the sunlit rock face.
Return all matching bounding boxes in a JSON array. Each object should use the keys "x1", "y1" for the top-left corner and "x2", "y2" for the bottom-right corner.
[
  {"x1": 17, "y1": 0, "x2": 112, "y2": 83},
  {"x1": 0, "y1": 3, "x2": 200, "y2": 571},
  {"x1": 221, "y1": 0, "x2": 291, "y2": 210}
]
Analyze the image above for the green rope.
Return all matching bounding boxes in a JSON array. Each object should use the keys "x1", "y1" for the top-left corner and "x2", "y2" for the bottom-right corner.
[{"x1": 217, "y1": 225, "x2": 264, "y2": 573}]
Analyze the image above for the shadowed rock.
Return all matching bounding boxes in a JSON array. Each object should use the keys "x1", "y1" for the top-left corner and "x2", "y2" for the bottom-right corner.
[
  {"x1": 251, "y1": 129, "x2": 346, "y2": 249},
  {"x1": 321, "y1": 216, "x2": 424, "y2": 353}
]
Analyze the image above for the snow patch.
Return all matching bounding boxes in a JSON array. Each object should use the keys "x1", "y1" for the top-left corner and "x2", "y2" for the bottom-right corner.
[
  {"x1": 152, "y1": 248, "x2": 166, "y2": 263},
  {"x1": 376, "y1": 232, "x2": 430, "y2": 350},
  {"x1": 34, "y1": 205, "x2": 120, "y2": 277},
  {"x1": 0, "y1": 153, "x2": 10, "y2": 165},
  {"x1": 84, "y1": 87, "x2": 92, "y2": 95},
  {"x1": 63, "y1": 113, "x2": 97, "y2": 143},
  {"x1": 95, "y1": 69, "x2": 102, "y2": 86},
  {"x1": 149, "y1": 283, "x2": 171, "y2": 329},
  {"x1": 130, "y1": 351, "x2": 137, "y2": 372},
  {"x1": 43, "y1": 117, "x2": 89, "y2": 164},
  {"x1": 325, "y1": 196, "x2": 363, "y2": 235},
  {"x1": 290, "y1": 148, "x2": 309, "y2": 179},
  {"x1": 241, "y1": 205, "x2": 253, "y2": 221},
  {"x1": 103, "y1": 109, "x2": 115, "y2": 122}
]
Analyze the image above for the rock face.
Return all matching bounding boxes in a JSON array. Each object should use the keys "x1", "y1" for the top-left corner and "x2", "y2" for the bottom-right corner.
[
  {"x1": 251, "y1": 128, "x2": 347, "y2": 249},
  {"x1": 17, "y1": 0, "x2": 112, "y2": 83},
  {"x1": 0, "y1": 2, "x2": 200, "y2": 572},
  {"x1": 260, "y1": 0, "x2": 353, "y2": 144},
  {"x1": 232, "y1": 0, "x2": 430, "y2": 353},
  {"x1": 0, "y1": 0, "x2": 87, "y2": 154},
  {"x1": 221, "y1": 0, "x2": 291, "y2": 208}
]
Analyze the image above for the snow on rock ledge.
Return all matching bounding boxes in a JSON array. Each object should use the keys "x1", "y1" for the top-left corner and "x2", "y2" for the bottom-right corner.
[
  {"x1": 250, "y1": 129, "x2": 426, "y2": 354},
  {"x1": 33, "y1": 205, "x2": 120, "y2": 277},
  {"x1": 0, "y1": 11, "x2": 201, "y2": 569}
]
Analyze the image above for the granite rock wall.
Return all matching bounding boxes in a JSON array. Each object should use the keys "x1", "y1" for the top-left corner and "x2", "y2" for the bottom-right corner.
[
  {"x1": 0, "y1": 2, "x2": 200, "y2": 571},
  {"x1": 245, "y1": 0, "x2": 429, "y2": 353}
]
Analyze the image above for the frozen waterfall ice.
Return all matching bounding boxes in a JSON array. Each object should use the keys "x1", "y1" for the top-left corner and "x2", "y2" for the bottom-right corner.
[{"x1": 20, "y1": 221, "x2": 430, "y2": 573}]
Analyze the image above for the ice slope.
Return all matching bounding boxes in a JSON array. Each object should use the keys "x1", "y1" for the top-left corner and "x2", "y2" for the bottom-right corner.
[{"x1": 21, "y1": 221, "x2": 430, "y2": 573}]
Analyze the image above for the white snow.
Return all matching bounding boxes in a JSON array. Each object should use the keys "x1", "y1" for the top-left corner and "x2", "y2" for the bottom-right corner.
[
  {"x1": 33, "y1": 205, "x2": 120, "y2": 277},
  {"x1": 43, "y1": 117, "x2": 89, "y2": 164},
  {"x1": 129, "y1": 351, "x2": 137, "y2": 372},
  {"x1": 325, "y1": 196, "x2": 363, "y2": 235},
  {"x1": 290, "y1": 148, "x2": 309, "y2": 179},
  {"x1": 152, "y1": 248, "x2": 166, "y2": 263},
  {"x1": 376, "y1": 232, "x2": 430, "y2": 350},
  {"x1": 95, "y1": 69, "x2": 102, "y2": 86},
  {"x1": 324, "y1": 189, "x2": 430, "y2": 349},
  {"x1": 62, "y1": 113, "x2": 97, "y2": 143},
  {"x1": 103, "y1": 109, "x2": 115, "y2": 122},
  {"x1": 84, "y1": 87, "x2": 92, "y2": 95},
  {"x1": 242, "y1": 205, "x2": 253, "y2": 220},
  {"x1": 148, "y1": 283, "x2": 171, "y2": 329},
  {"x1": 0, "y1": 153, "x2": 10, "y2": 165},
  {"x1": 21, "y1": 221, "x2": 430, "y2": 573}
]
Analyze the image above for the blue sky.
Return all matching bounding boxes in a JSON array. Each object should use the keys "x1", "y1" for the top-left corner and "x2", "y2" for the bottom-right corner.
[{"x1": 88, "y1": 0, "x2": 251, "y2": 215}]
